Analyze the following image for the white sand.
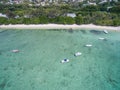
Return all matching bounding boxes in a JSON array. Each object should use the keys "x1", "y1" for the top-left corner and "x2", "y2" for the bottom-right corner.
[{"x1": 0, "y1": 24, "x2": 120, "y2": 31}]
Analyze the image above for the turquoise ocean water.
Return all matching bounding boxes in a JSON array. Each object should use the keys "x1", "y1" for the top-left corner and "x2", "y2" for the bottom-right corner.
[{"x1": 0, "y1": 29, "x2": 120, "y2": 90}]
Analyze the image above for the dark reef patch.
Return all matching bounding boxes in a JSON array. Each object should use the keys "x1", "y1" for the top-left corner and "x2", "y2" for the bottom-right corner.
[
  {"x1": 106, "y1": 77, "x2": 119, "y2": 88},
  {"x1": 80, "y1": 30, "x2": 86, "y2": 34},
  {"x1": 90, "y1": 30, "x2": 103, "y2": 34},
  {"x1": 68, "y1": 28, "x2": 74, "y2": 33},
  {"x1": 0, "y1": 80, "x2": 7, "y2": 89},
  {"x1": 3, "y1": 67, "x2": 8, "y2": 71},
  {"x1": 51, "y1": 29, "x2": 61, "y2": 31},
  {"x1": 0, "y1": 30, "x2": 8, "y2": 34}
]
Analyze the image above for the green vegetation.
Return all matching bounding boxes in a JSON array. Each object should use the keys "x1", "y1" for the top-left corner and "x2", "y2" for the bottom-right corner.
[{"x1": 0, "y1": 2, "x2": 120, "y2": 26}]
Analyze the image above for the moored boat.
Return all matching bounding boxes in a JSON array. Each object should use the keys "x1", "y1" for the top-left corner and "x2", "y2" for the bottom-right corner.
[
  {"x1": 61, "y1": 59, "x2": 69, "y2": 63},
  {"x1": 103, "y1": 30, "x2": 108, "y2": 34},
  {"x1": 74, "y1": 52, "x2": 82, "y2": 56},
  {"x1": 99, "y1": 37, "x2": 105, "y2": 40},
  {"x1": 85, "y1": 44, "x2": 92, "y2": 47},
  {"x1": 11, "y1": 49, "x2": 19, "y2": 53}
]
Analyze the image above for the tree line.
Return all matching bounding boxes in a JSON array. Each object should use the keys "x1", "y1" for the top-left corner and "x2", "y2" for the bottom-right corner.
[{"x1": 0, "y1": 2, "x2": 120, "y2": 26}]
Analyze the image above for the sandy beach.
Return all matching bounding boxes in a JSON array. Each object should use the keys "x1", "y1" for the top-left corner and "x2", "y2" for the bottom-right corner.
[{"x1": 0, "y1": 24, "x2": 120, "y2": 31}]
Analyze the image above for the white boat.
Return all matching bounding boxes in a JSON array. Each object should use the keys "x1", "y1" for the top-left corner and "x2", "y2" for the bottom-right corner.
[
  {"x1": 103, "y1": 30, "x2": 108, "y2": 34},
  {"x1": 11, "y1": 50, "x2": 19, "y2": 53},
  {"x1": 99, "y1": 37, "x2": 105, "y2": 40},
  {"x1": 74, "y1": 52, "x2": 82, "y2": 56},
  {"x1": 61, "y1": 59, "x2": 69, "y2": 63},
  {"x1": 85, "y1": 44, "x2": 92, "y2": 47}
]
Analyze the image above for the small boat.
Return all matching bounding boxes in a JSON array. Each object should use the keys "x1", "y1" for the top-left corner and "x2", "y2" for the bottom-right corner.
[
  {"x1": 103, "y1": 30, "x2": 108, "y2": 34},
  {"x1": 61, "y1": 59, "x2": 69, "y2": 63},
  {"x1": 99, "y1": 37, "x2": 105, "y2": 40},
  {"x1": 74, "y1": 52, "x2": 82, "y2": 56},
  {"x1": 11, "y1": 50, "x2": 19, "y2": 53},
  {"x1": 85, "y1": 44, "x2": 92, "y2": 47}
]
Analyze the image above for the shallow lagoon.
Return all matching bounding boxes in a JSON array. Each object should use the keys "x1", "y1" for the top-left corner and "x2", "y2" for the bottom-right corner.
[{"x1": 0, "y1": 29, "x2": 120, "y2": 90}]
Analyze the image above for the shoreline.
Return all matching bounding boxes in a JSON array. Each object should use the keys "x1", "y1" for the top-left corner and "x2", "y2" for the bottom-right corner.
[{"x1": 0, "y1": 24, "x2": 120, "y2": 31}]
